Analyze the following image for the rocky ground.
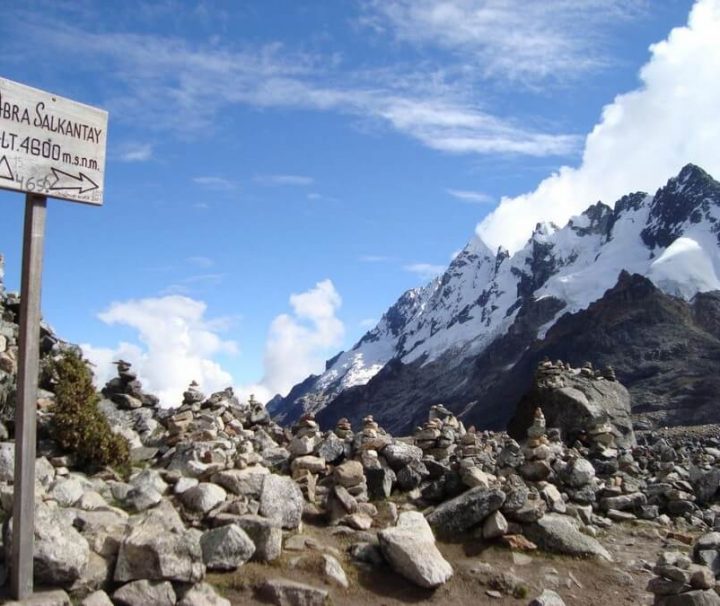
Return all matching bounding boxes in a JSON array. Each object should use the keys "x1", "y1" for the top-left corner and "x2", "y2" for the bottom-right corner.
[{"x1": 3, "y1": 265, "x2": 720, "y2": 604}]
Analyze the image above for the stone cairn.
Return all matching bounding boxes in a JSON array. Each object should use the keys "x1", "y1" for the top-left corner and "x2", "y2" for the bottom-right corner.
[
  {"x1": 4, "y1": 353, "x2": 720, "y2": 604},
  {"x1": 102, "y1": 360, "x2": 159, "y2": 409},
  {"x1": 646, "y1": 539, "x2": 719, "y2": 605}
]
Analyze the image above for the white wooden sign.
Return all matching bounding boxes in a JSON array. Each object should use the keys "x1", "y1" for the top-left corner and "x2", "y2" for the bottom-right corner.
[{"x1": 0, "y1": 77, "x2": 108, "y2": 205}]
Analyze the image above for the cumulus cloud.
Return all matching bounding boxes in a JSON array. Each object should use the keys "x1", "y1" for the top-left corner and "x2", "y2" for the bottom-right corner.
[
  {"x1": 82, "y1": 295, "x2": 237, "y2": 406},
  {"x1": 477, "y1": 0, "x2": 720, "y2": 253},
  {"x1": 252, "y1": 280, "x2": 344, "y2": 399}
]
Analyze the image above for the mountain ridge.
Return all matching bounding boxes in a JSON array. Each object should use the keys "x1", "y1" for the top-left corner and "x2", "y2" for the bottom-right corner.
[{"x1": 269, "y1": 164, "x2": 720, "y2": 432}]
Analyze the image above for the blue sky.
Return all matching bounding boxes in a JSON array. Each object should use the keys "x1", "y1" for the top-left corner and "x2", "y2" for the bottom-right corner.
[{"x1": 2, "y1": 0, "x2": 717, "y2": 404}]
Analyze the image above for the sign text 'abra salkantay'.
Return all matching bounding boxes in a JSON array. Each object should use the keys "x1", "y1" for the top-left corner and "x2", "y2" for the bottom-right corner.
[{"x1": 0, "y1": 77, "x2": 108, "y2": 205}]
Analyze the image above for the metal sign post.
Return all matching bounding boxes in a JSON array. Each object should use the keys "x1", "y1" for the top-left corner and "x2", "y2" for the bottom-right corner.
[{"x1": 1, "y1": 76, "x2": 108, "y2": 600}]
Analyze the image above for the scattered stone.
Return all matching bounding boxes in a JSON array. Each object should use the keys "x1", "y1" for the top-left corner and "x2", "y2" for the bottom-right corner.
[
  {"x1": 258, "y1": 579, "x2": 329, "y2": 606},
  {"x1": 379, "y1": 511, "x2": 453, "y2": 588},
  {"x1": 426, "y1": 486, "x2": 506, "y2": 540},
  {"x1": 200, "y1": 523, "x2": 255, "y2": 571},
  {"x1": 113, "y1": 579, "x2": 176, "y2": 606},
  {"x1": 523, "y1": 513, "x2": 612, "y2": 561}
]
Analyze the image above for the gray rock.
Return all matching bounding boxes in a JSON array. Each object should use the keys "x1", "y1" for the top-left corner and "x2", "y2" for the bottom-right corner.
[
  {"x1": 396, "y1": 459, "x2": 429, "y2": 491},
  {"x1": 212, "y1": 467, "x2": 268, "y2": 497},
  {"x1": 528, "y1": 589, "x2": 567, "y2": 606},
  {"x1": 379, "y1": 511, "x2": 453, "y2": 588},
  {"x1": 2, "y1": 589, "x2": 72, "y2": 606},
  {"x1": 181, "y1": 483, "x2": 227, "y2": 513},
  {"x1": 691, "y1": 467, "x2": 720, "y2": 504},
  {"x1": 482, "y1": 510, "x2": 509, "y2": 539},
  {"x1": 564, "y1": 458, "x2": 595, "y2": 488},
  {"x1": 366, "y1": 465, "x2": 395, "y2": 500},
  {"x1": 259, "y1": 474, "x2": 304, "y2": 529},
  {"x1": 113, "y1": 580, "x2": 176, "y2": 606},
  {"x1": 382, "y1": 442, "x2": 424, "y2": 470},
  {"x1": 236, "y1": 514, "x2": 282, "y2": 562},
  {"x1": 123, "y1": 486, "x2": 162, "y2": 512},
  {"x1": 259, "y1": 579, "x2": 329, "y2": 606},
  {"x1": 4, "y1": 502, "x2": 90, "y2": 586},
  {"x1": 48, "y1": 477, "x2": 85, "y2": 507},
  {"x1": 322, "y1": 553, "x2": 349, "y2": 588},
  {"x1": 334, "y1": 460, "x2": 365, "y2": 487},
  {"x1": 655, "y1": 590, "x2": 720, "y2": 606},
  {"x1": 426, "y1": 487, "x2": 506, "y2": 540},
  {"x1": 0, "y1": 441, "x2": 14, "y2": 482},
  {"x1": 175, "y1": 477, "x2": 200, "y2": 494},
  {"x1": 114, "y1": 500, "x2": 205, "y2": 583},
  {"x1": 509, "y1": 371, "x2": 636, "y2": 449},
  {"x1": 80, "y1": 590, "x2": 114, "y2": 606},
  {"x1": 178, "y1": 582, "x2": 232, "y2": 606},
  {"x1": 317, "y1": 433, "x2": 346, "y2": 464},
  {"x1": 201, "y1": 523, "x2": 255, "y2": 571},
  {"x1": 129, "y1": 468, "x2": 168, "y2": 495},
  {"x1": 523, "y1": 513, "x2": 612, "y2": 561}
]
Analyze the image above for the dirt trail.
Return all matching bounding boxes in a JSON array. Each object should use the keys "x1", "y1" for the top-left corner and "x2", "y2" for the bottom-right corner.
[{"x1": 209, "y1": 519, "x2": 691, "y2": 605}]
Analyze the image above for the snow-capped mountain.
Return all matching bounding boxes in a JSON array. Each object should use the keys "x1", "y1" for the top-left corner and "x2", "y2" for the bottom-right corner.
[{"x1": 268, "y1": 164, "x2": 720, "y2": 432}]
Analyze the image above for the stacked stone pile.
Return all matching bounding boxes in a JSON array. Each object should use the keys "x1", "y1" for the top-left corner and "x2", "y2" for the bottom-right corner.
[
  {"x1": 646, "y1": 542, "x2": 720, "y2": 605},
  {"x1": 2, "y1": 354, "x2": 720, "y2": 603}
]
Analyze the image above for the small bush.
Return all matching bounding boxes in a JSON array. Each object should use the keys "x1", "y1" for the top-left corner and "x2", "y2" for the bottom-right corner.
[{"x1": 50, "y1": 351, "x2": 130, "y2": 476}]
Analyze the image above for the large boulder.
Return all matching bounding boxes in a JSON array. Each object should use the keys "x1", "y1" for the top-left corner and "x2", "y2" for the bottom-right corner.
[
  {"x1": 509, "y1": 368, "x2": 635, "y2": 448},
  {"x1": 425, "y1": 487, "x2": 505, "y2": 540},
  {"x1": 381, "y1": 442, "x2": 423, "y2": 470},
  {"x1": 200, "y1": 524, "x2": 255, "y2": 571},
  {"x1": 5, "y1": 502, "x2": 89, "y2": 586},
  {"x1": 180, "y1": 483, "x2": 227, "y2": 514},
  {"x1": 113, "y1": 580, "x2": 176, "y2": 606},
  {"x1": 259, "y1": 474, "x2": 304, "y2": 529},
  {"x1": 523, "y1": 513, "x2": 612, "y2": 561},
  {"x1": 114, "y1": 500, "x2": 205, "y2": 583},
  {"x1": 378, "y1": 511, "x2": 453, "y2": 589},
  {"x1": 235, "y1": 514, "x2": 282, "y2": 562}
]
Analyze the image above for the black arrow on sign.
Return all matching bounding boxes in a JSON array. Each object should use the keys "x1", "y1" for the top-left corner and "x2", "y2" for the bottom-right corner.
[{"x1": 50, "y1": 168, "x2": 99, "y2": 194}]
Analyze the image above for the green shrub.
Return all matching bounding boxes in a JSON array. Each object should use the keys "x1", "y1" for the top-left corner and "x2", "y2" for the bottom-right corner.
[{"x1": 50, "y1": 351, "x2": 130, "y2": 476}]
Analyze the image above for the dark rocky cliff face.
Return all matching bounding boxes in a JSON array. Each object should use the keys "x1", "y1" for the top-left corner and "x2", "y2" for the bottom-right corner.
[{"x1": 314, "y1": 273, "x2": 720, "y2": 435}]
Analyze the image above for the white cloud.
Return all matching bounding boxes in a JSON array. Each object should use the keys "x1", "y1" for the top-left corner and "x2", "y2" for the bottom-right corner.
[
  {"x1": 256, "y1": 280, "x2": 344, "y2": 397},
  {"x1": 447, "y1": 188, "x2": 494, "y2": 204},
  {"x1": 477, "y1": 0, "x2": 720, "y2": 254},
  {"x1": 255, "y1": 174, "x2": 315, "y2": 186},
  {"x1": 404, "y1": 263, "x2": 445, "y2": 280},
  {"x1": 82, "y1": 295, "x2": 237, "y2": 406},
  {"x1": 363, "y1": 0, "x2": 645, "y2": 85},
  {"x1": 14, "y1": 17, "x2": 577, "y2": 158},
  {"x1": 359, "y1": 318, "x2": 378, "y2": 329},
  {"x1": 193, "y1": 176, "x2": 236, "y2": 191},
  {"x1": 119, "y1": 142, "x2": 153, "y2": 162}
]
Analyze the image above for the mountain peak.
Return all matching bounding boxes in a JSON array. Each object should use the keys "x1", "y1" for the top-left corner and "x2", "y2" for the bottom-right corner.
[
  {"x1": 642, "y1": 163, "x2": 720, "y2": 249},
  {"x1": 676, "y1": 163, "x2": 711, "y2": 187}
]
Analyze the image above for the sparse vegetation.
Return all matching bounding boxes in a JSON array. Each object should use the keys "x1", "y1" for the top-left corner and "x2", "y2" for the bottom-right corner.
[{"x1": 50, "y1": 350, "x2": 130, "y2": 476}]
